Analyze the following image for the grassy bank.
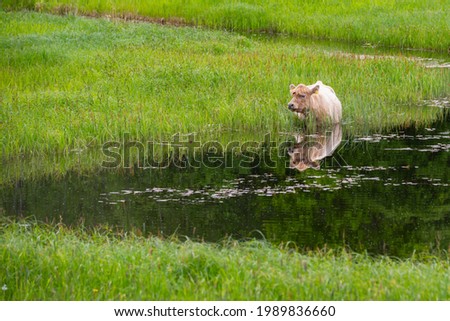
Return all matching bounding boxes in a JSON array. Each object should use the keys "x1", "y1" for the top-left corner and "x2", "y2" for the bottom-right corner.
[
  {"x1": 1, "y1": 11, "x2": 448, "y2": 159},
  {"x1": 1, "y1": 221, "x2": 449, "y2": 300},
  {"x1": 3, "y1": 0, "x2": 450, "y2": 51}
]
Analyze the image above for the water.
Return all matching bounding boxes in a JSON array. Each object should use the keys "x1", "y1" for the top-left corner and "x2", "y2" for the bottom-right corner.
[{"x1": 2, "y1": 114, "x2": 449, "y2": 258}]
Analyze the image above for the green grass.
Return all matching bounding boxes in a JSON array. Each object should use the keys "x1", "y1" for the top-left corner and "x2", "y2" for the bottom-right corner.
[
  {"x1": 1, "y1": 11, "x2": 448, "y2": 160},
  {"x1": 3, "y1": 0, "x2": 450, "y2": 51},
  {"x1": 2, "y1": 6, "x2": 449, "y2": 302},
  {"x1": 1, "y1": 220, "x2": 449, "y2": 300}
]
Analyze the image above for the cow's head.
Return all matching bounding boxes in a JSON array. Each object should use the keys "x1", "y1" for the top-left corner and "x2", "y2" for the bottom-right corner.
[{"x1": 287, "y1": 84, "x2": 319, "y2": 114}]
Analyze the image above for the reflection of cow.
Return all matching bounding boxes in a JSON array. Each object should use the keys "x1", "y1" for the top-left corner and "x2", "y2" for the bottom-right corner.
[
  {"x1": 288, "y1": 81, "x2": 342, "y2": 124},
  {"x1": 288, "y1": 123, "x2": 342, "y2": 171}
]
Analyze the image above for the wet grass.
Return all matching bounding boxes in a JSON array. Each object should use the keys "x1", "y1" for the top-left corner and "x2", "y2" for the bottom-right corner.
[
  {"x1": 1, "y1": 11, "x2": 448, "y2": 160},
  {"x1": 3, "y1": 0, "x2": 450, "y2": 51},
  {"x1": 1, "y1": 220, "x2": 449, "y2": 300}
]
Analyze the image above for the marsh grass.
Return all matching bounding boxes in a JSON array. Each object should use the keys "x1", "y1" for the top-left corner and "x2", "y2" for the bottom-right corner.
[
  {"x1": 3, "y1": 0, "x2": 449, "y2": 51},
  {"x1": 1, "y1": 220, "x2": 449, "y2": 300},
  {"x1": 1, "y1": 11, "x2": 448, "y2": 160}
]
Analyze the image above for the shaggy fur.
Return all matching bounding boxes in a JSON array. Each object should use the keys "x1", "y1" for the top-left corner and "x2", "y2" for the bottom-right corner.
[{"x1": 288, "y1": 81, "x2": 342, "y2": 124}]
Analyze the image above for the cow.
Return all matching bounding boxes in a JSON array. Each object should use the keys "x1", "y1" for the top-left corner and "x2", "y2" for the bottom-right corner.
[{"x1": 288, "y1": 81, "x2": 342, "y2": 124}]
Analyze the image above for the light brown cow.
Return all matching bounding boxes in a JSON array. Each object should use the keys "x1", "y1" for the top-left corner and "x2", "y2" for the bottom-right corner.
[{"x1": 288, "y1": 81, "x2": 342, "y2": 124}]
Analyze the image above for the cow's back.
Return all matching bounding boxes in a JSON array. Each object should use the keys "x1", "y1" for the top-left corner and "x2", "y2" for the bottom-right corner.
[{"x1": 309, "y1": 81, "x2": 342, "y2": 123}]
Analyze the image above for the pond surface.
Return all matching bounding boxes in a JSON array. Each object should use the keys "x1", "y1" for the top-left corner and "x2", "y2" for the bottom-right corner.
[{"x1": 2, "y1": 113, "x2": 449, "y2": 258}]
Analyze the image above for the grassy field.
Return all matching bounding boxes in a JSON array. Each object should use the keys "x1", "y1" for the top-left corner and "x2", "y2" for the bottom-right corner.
[
  {"x1": 3, "y1": 0, "x2": 450, "y2": 51},
  {"x1": 1, "y1": 221, "x2": 449, "y2": 300},
  {"x1": 1, "y1": 5, "x2": 449, "y2": 302},
  {"x1": 1, "y1": 11, "x2": 448, "y2": 160}
]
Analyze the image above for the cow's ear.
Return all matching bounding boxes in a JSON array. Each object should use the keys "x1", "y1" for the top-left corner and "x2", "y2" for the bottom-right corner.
[
  {"x1": 289, "y1": 84, "x2": 295, "y2": 90},
  {"x1": 311, "y1": 85, "x2": 320, "y2": 94}
]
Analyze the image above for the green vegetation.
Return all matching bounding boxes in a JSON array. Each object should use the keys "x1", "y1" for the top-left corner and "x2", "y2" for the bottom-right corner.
[
  {"x1": 1, "y1": 5, "x2": 449, "y2": 302},
  {"x1": 1, "y1": 221, "x2": 449, "y2": 300},
  {"x1": 3, "y1": 0, "x2": 449, "y2": 51},
  {"x1": 1, "y1": 11, "x2": 448, "y2": 160}
]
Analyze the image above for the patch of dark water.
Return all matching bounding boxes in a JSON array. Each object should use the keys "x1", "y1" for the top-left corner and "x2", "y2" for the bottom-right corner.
[{"x1": 1, "y1": 115, "x2": 449, "y2": 258}]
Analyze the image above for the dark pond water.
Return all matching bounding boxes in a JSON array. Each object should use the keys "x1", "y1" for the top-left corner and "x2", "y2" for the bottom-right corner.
[{"x1": 1, "y1": 114, "x2": 449, "y2": 258}]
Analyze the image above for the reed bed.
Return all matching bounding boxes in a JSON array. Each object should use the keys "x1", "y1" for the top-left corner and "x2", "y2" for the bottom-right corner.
[
  {"x1": 1, "y1": 220, "x2": 449, "y2": 300},
  {"x1": 3, "y1": 0, "x2": 449, "y2": 51},
  {"x1": 1, "y1": 11, "x2": 448, "y2": 159}
]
